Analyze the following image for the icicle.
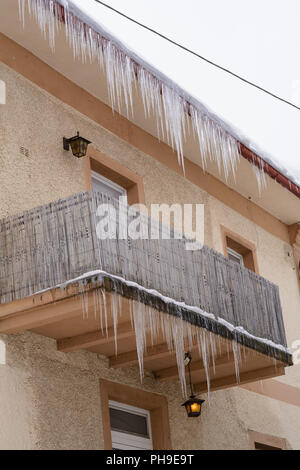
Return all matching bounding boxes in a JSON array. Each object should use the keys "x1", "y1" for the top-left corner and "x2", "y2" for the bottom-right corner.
[
  {"x1": 111, "y1": 290, "x2": 119, "y2": 355},
  {"x1": 197, "y1": 329, "x2": 210, "y2": 397},
  {"x1": 92, "y1": 288, "x2": 99, "y2": 325},
  {"x1": 133, "y1": 299, "x2": 147, "y2": 381},
  {"x1": 129, "y1": 298, "x2": 134, "y2": 329},
  {"x1": 78, "y1": 280, "x2": 89, "y2": 319},
  {"x1": 161, "y1": 85, "x2": 187, "y2": 171},
  {"x1": 171, "y1": 316, "x2": 187, "y2": 396},
  {"x1": 97, "y1": 288, "x2": 104, "y2": 334},
  {"x1": 186, "y1": 321, "x2": 194, "y2": 353},
  {"x1": 252, "y1": 163, "x2": 267, "y2": 194},
  {"x1": 138, "y1": 68, "x2": 165, "y2": 141},
  {"x1": 18, "y1": 0, "x2": 26, "y2": 27},
  {"x1": 232, "y1": 340, "x2": 241, "y2": 383},
  {"x1": 100, "y1": 288, "x2": 108, "y2": 336},
  {"x1": 209, "y1": 332, "x2": 216, "y2": 375}
]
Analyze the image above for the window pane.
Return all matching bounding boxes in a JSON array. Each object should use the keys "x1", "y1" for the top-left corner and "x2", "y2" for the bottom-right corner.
[
  {"x1": 109, "y1": 408, "x2": 149, "y2": 437},
  {"x1": 228, "y1": 252, "x2": 241, "y2": 264},
  {"x1": 227, "y1": 248, "x2": 243, "y2": 265},
  {"x1": 92, "y1": 176, "x2": 123, "y2": 200}
]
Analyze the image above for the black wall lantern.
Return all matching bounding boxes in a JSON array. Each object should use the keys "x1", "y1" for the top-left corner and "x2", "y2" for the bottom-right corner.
[
  {"x1": 182, "y1": 352, "x2": 205, "y2": 418},
  {"x1": 63, "y1": 131, "x2": 91, "y2": 158}
]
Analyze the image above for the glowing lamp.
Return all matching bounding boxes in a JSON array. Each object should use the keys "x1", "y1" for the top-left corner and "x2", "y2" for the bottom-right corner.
[
  {"x1": 182, "y1": 352, "x2": 205, "y2": 418},
  {"x1": 182, "y1": 395, "x2": 205, "y2": 418}
]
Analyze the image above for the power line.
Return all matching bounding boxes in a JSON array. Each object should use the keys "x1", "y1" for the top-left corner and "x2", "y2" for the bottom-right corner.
[{"x1": 94, "y1": 0, "x2": 300, "y2": 111}]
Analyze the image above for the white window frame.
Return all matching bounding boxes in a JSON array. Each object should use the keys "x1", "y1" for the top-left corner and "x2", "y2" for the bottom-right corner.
[
  {"x1": 91, "y1": 170, "x2": 127, "y2": 203},
  {"x1": 109, "y1": 400, "x2": 153, "y2": 450},
  {"x1": 227, "y1": 247, "x2": 244, "y2": 266}
]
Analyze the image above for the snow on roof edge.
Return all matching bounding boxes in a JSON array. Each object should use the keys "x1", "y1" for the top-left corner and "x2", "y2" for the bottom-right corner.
[{"x1": 26, "y1": 0, "x2": 300, "y2": 190}]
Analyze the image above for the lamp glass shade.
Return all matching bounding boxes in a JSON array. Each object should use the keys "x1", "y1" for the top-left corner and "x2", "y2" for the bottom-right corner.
[
  {"x1": 69, "y1": 135, "x2": 90, "y2": 158},
  {"x1": 64, "y1": 132, "x2": 91, "y2": 158},
  {"x1": 182, "y1": 396, "x2": 204, "y2": 418}
]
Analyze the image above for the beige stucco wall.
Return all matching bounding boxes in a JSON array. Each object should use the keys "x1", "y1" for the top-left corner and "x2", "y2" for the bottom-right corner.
[{"x1": 0, "y1": 62, "x2": 300, "y2": 449}]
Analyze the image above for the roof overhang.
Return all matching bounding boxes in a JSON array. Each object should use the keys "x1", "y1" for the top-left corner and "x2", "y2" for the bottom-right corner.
[{"x1": 1, "y1": 0, "x2": 300, "y2": 224}]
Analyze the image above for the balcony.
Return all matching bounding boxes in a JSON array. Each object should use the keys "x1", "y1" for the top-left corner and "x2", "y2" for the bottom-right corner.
[{"x1": 0, "y1": 191, "x2": 292, "y2": 394}]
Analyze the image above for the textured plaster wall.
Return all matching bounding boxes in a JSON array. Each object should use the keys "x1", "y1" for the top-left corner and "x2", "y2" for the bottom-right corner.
[
  {"x1": 0, "y1": 63, "x2": 300, "y2": 449},
  {"x1": 0, "y1": 62, "x2": 210, "y2": 242}
]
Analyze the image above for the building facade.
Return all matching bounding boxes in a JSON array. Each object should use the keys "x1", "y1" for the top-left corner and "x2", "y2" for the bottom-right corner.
[{"x1": 0, "y1": 0, "x2": 299, "y2": 450}]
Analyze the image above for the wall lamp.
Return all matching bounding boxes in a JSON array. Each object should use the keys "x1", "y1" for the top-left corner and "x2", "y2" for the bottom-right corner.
[
  {"x1": 182, "y1": 352, "x2": 205, "y2": 418},
  {"x1": 63, "y1": 131, "x2": 91, "y2": 158}
]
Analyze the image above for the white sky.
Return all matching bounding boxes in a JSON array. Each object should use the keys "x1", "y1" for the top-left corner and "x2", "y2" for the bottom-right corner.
[{"x1": 71, "y1": 0, "x2": 300, "y2": 181}]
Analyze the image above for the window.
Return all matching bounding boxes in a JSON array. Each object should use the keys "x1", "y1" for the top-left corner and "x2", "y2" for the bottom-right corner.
[
  {"x1": 254, "y1": 442, "x2": 282, "y2": 450},
  {"x1": 109, "y1": 400, "x2": 153, "y2": 450},
  {"x1": 100, "y1": 379, "x2": 171, "y2": 449},
  {"x1": 85, "y1": 147, "x2": 145, "y2": 205},
  {"x1": 227, "y1": 247, "x2": 244, "y2": 266},
  {"x1": 226, "y1": 235, "x2": 256, "y2": 271},
  {"x1": 248, "y1": 430, "x2": 287, "y2": 450},
  {"x1": 91, "y1": 170, "x2": 127, "y2": 202},
  {"x1": 221, "y1": 226, "x2": 258, "y2": 273}
]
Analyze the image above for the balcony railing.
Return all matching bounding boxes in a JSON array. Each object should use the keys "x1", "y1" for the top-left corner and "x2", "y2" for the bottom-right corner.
[{"x1": 0, "y1": 191, "x2": 290, "y2": 362}]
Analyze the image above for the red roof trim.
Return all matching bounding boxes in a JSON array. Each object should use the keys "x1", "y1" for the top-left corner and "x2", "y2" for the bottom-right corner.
[{"x1": 239, "y1": 144, "x2": 300, "y2": 199}]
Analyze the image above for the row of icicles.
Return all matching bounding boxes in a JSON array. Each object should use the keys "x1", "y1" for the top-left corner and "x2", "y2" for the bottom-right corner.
[
  {"x1": 18, "y1": 0, "x2": 267, "y2": 191},
  {"x1": 76, "y1": 278, "x2": 264, "y2": 398}
]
